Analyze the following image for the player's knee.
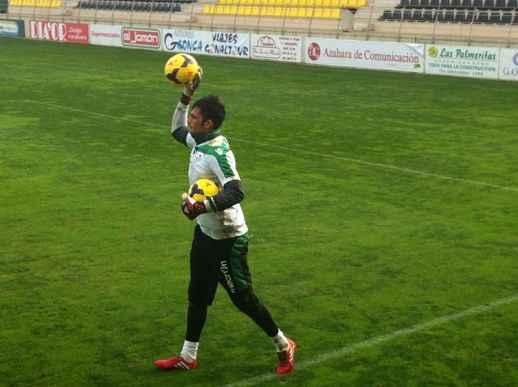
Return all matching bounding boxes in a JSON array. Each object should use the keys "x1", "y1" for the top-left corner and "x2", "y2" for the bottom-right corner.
[
  {"x1": 188, "y1": 296, "x2": 211, "y2": 309},
  {"x1": 188, "y1": 300, "x2": 209, "y2": 312}
]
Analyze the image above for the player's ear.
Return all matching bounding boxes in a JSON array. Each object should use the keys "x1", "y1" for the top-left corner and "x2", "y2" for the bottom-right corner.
[{"x1": 203, "y1": 119, "x2": 215, "y2": 131}]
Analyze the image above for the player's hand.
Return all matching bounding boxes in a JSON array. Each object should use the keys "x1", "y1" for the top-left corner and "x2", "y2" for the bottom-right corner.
[
  {"x1": 183, "y1": 70, "x2": 202, "y2": 97},
  {"x1": 180, "y1": 193, "x2": 207, "y2": 220}
]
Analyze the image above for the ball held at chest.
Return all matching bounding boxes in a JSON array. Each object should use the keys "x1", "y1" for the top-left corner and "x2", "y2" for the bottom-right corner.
[{"x1": 189, "y1": 178, "x2": 220, "y2": 202}]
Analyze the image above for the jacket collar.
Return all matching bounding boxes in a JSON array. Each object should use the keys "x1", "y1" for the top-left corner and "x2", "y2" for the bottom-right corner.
[{"x1": 191, "y1": 129, "x2": 221, "y2": 145}]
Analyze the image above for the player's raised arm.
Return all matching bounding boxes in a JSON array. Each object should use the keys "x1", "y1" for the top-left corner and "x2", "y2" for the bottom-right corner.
[
  {"x1": 170, "y1": 74, "x2": 201, "y2": 147},
  {"x1": 164, "y1": 53, "x2": 202, "y2": 147}
]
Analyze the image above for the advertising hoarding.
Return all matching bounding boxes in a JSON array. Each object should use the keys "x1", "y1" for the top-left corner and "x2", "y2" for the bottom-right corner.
[
  {"x1": 0, "y1": 20, "x2": 24, "y2": 37},
  {"x1": 303, "y1": 38, "x2": 424, "y2": 73},
  {"x1": 90, "y1": 24, "x2": 122, "y2": 47},
  {"x1": 425, "y1": 44, "x2": 499, "y2": 79},
  {"x1": 498, "y1": 48, "x2": 518, "y2": 81},
  {"x1": 29, "y1": 21, "x2": 89, "y2": 44},
  {"x1": 122, "y1": 27, "x2": 160, "y2": 49},
  {"x1": 162, "y1": 29, "x2": 250, "y2": 58},
  {"x1": 250, "y1": 34, "x2": 302, "y2": 63}
]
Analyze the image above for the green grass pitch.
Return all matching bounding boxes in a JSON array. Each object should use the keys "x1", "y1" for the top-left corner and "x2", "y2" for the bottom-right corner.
[{"x1": 1, "y1": 37, "x2": 518, "y2": 387}]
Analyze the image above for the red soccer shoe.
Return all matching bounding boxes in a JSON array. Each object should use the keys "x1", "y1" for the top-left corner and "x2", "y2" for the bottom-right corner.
[
  {"x1": 276, "y1": 338, "x2": 297, "y2": 375},
  {"x1": 154, "y1": 355, "x2": 198, "y2": 371}
]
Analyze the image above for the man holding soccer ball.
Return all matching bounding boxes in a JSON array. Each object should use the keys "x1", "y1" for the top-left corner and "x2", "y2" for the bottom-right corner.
[{"x1": 154, "y1": 64, "x2": 296, "y2": 375}]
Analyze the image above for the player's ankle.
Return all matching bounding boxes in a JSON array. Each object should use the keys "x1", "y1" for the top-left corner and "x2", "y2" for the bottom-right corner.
[
  {"x1": 272, "y1": 329, "x2": 289, "y2": 352},
  {"x1": 181, "y1": 340, "x2": 199, "y2": 362}
]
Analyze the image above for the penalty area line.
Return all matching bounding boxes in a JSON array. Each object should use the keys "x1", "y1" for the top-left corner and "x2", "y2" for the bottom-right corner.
[{"x1": 225, "y1": 294, "x2": 518, "y2": 387}]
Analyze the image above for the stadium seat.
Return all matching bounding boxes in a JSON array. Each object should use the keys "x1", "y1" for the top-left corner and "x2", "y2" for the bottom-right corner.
[
  {"x1": 380, "y1": 9, "x2": 393, "y2": 20},
  {"x1": 412, "y1": 8, "x2": 423, "y2": 19},
  {"x1": 500, "y1": 10, "x2": 513, "y2": 21},
  {"x1": 453, "y1": 9, "x2": 464, "y2": 21},
  {"x1": 489, "y1": 9, "x2": 501, "y2": 21},
  {"x1": 302, "y1": 7, "x2": 312, "y2": 16},
  {"x1": 450, "y1": 0, "x2": 461, "y2": 7},
  {"x1": 423, "y1": 8, "x2": 434, "y2": 20},
  {"x1": 476, "y1": 10, "x2": 489, "y2": 21}
]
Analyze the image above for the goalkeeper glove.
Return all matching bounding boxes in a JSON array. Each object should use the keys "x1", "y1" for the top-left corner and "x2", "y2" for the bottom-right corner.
[
  {"x1": 180, "y1": 193, "x2": 208, "y2": 220},
  {"x1": 180, "y1": 72, "x2": 202, "y2": 105}
]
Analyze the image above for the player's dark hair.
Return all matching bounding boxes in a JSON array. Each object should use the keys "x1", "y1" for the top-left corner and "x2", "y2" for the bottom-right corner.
[{"x1": 193, "y1": 95, "x2": 226, "y2": 130}]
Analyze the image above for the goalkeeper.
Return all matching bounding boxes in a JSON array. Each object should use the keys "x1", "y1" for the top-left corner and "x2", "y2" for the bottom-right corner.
[{"x1": 154, "y1": 75, "x2": 297, "y2": 375}]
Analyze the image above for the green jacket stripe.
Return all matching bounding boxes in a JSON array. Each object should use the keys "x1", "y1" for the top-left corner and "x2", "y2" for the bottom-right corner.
[{"x1": 196, "y1": 140, "x2": 234, "y2": 178}]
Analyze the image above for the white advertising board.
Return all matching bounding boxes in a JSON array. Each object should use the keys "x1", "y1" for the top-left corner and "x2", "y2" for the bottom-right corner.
[
  {"x1": 425, "y1": 44, "x2": 499, "y2": 79},
  {"x1": 90, "y1": 24, "x2": 122, "y2": 47},
  {"x1": 29, "y1": 20, "x2": 89, "y2": 44},
  {"x1": 250, "y1": 34, "x2": 302, "y2": 63},
  {"x1": 498, "y1": 48, "x2": 518, "y2": 81},
  {"x1": 162, "y1": 29, "x2": 250, "y2": 58},
  {"x1": 303, "y1": 38, "x2": 424, "y2": 73},
  {"x1": 0, "y1": 20, "x2": 23, "y2": 37}
]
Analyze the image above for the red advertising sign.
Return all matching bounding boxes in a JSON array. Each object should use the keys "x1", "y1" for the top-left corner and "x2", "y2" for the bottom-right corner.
[
  {"x1": 122, "y1": 28, "x2": 160, "y2": 49},
  {"x1": 29, "y1": 21, "x2": 89, "y2": 44},
  {"x1": 64, "y1": 23, "x2": 89, "y2": 44}
]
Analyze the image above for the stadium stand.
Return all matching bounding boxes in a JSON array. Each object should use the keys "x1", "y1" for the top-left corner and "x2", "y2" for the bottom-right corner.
[
  {"x1": 76, "y1": 0, "x2": 183, "y2": 12},
  {"x1": 4, "y1": 0, "x2": 517, "y2": 43},
  {"x1": 202, "y1": 0, "x2": 367, "y2": 19},
  {"x1": 379, "y1": 0, "x2": 518, "y2": 23},
  {"x1": 9, "y1": 0, "x2": 62, "y2": 7}
]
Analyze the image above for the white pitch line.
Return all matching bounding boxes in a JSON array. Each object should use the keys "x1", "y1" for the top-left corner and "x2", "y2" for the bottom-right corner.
[
  {"x1": 26, "y1": 99, "x2": 518, "y2": 193},
  {"x1": 225, "y1": 293, "x2": 518, "y2": 387},
  {"x1": 234, "y1": 138, "x2": 518, "y2": 193}
]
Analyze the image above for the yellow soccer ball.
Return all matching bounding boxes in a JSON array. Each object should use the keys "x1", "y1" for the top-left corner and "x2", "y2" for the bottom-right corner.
[
  {"x1": 164, "y1": 53, "x2": 202, "y2": 85},
  {"x1": 189, "y1": 178, "x2": 220, "y2": 203}
]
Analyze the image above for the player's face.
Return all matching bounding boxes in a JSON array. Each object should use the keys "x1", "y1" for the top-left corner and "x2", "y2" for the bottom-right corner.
[{"x1": 188, "y1": 107, "x2": 213, "y2": 134}]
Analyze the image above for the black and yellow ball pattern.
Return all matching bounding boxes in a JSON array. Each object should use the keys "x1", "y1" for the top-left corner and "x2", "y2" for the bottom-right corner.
[
  {"x1": 164, "y1": 53, "x2": 201, "y2": 85},
  {"x1": 188, "y1": 178, "x2": 220, "y2": 203}
]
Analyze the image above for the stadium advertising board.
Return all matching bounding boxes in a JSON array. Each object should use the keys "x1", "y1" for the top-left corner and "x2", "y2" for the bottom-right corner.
[
  {"x1": 162, "y1": 29, "x2": 250, "y2": 58},
  {"x1": 498, "y1": 49, "x2": 518, "y2": 81},
  {"x1": 303, "y1": 38, "x2": 424, "y2": 73},
  {"x1": 0, "y1": 20, "x2": 24, "y2": 37},
  {"x1": 162, "y1": 29, "x2": 205, "y2": 54},
  {"x1": 90, "y1": 24, "x2": 122, "y2": 47},
  {"x1": 202, "y1": 31, "x2": 250, "y2": 58},
  {"x1": 29, "y1": 21, "x2": 89, "y2": 44},
  {"x1": 250, "y1": 34, "x2": 302, "y2": 63},
  {"x1": 425, "y1": 44, "x2": 499, "y2": 79},
  {"x1": 122, "y1": 27, "x2": 160, "y2": 50}
]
